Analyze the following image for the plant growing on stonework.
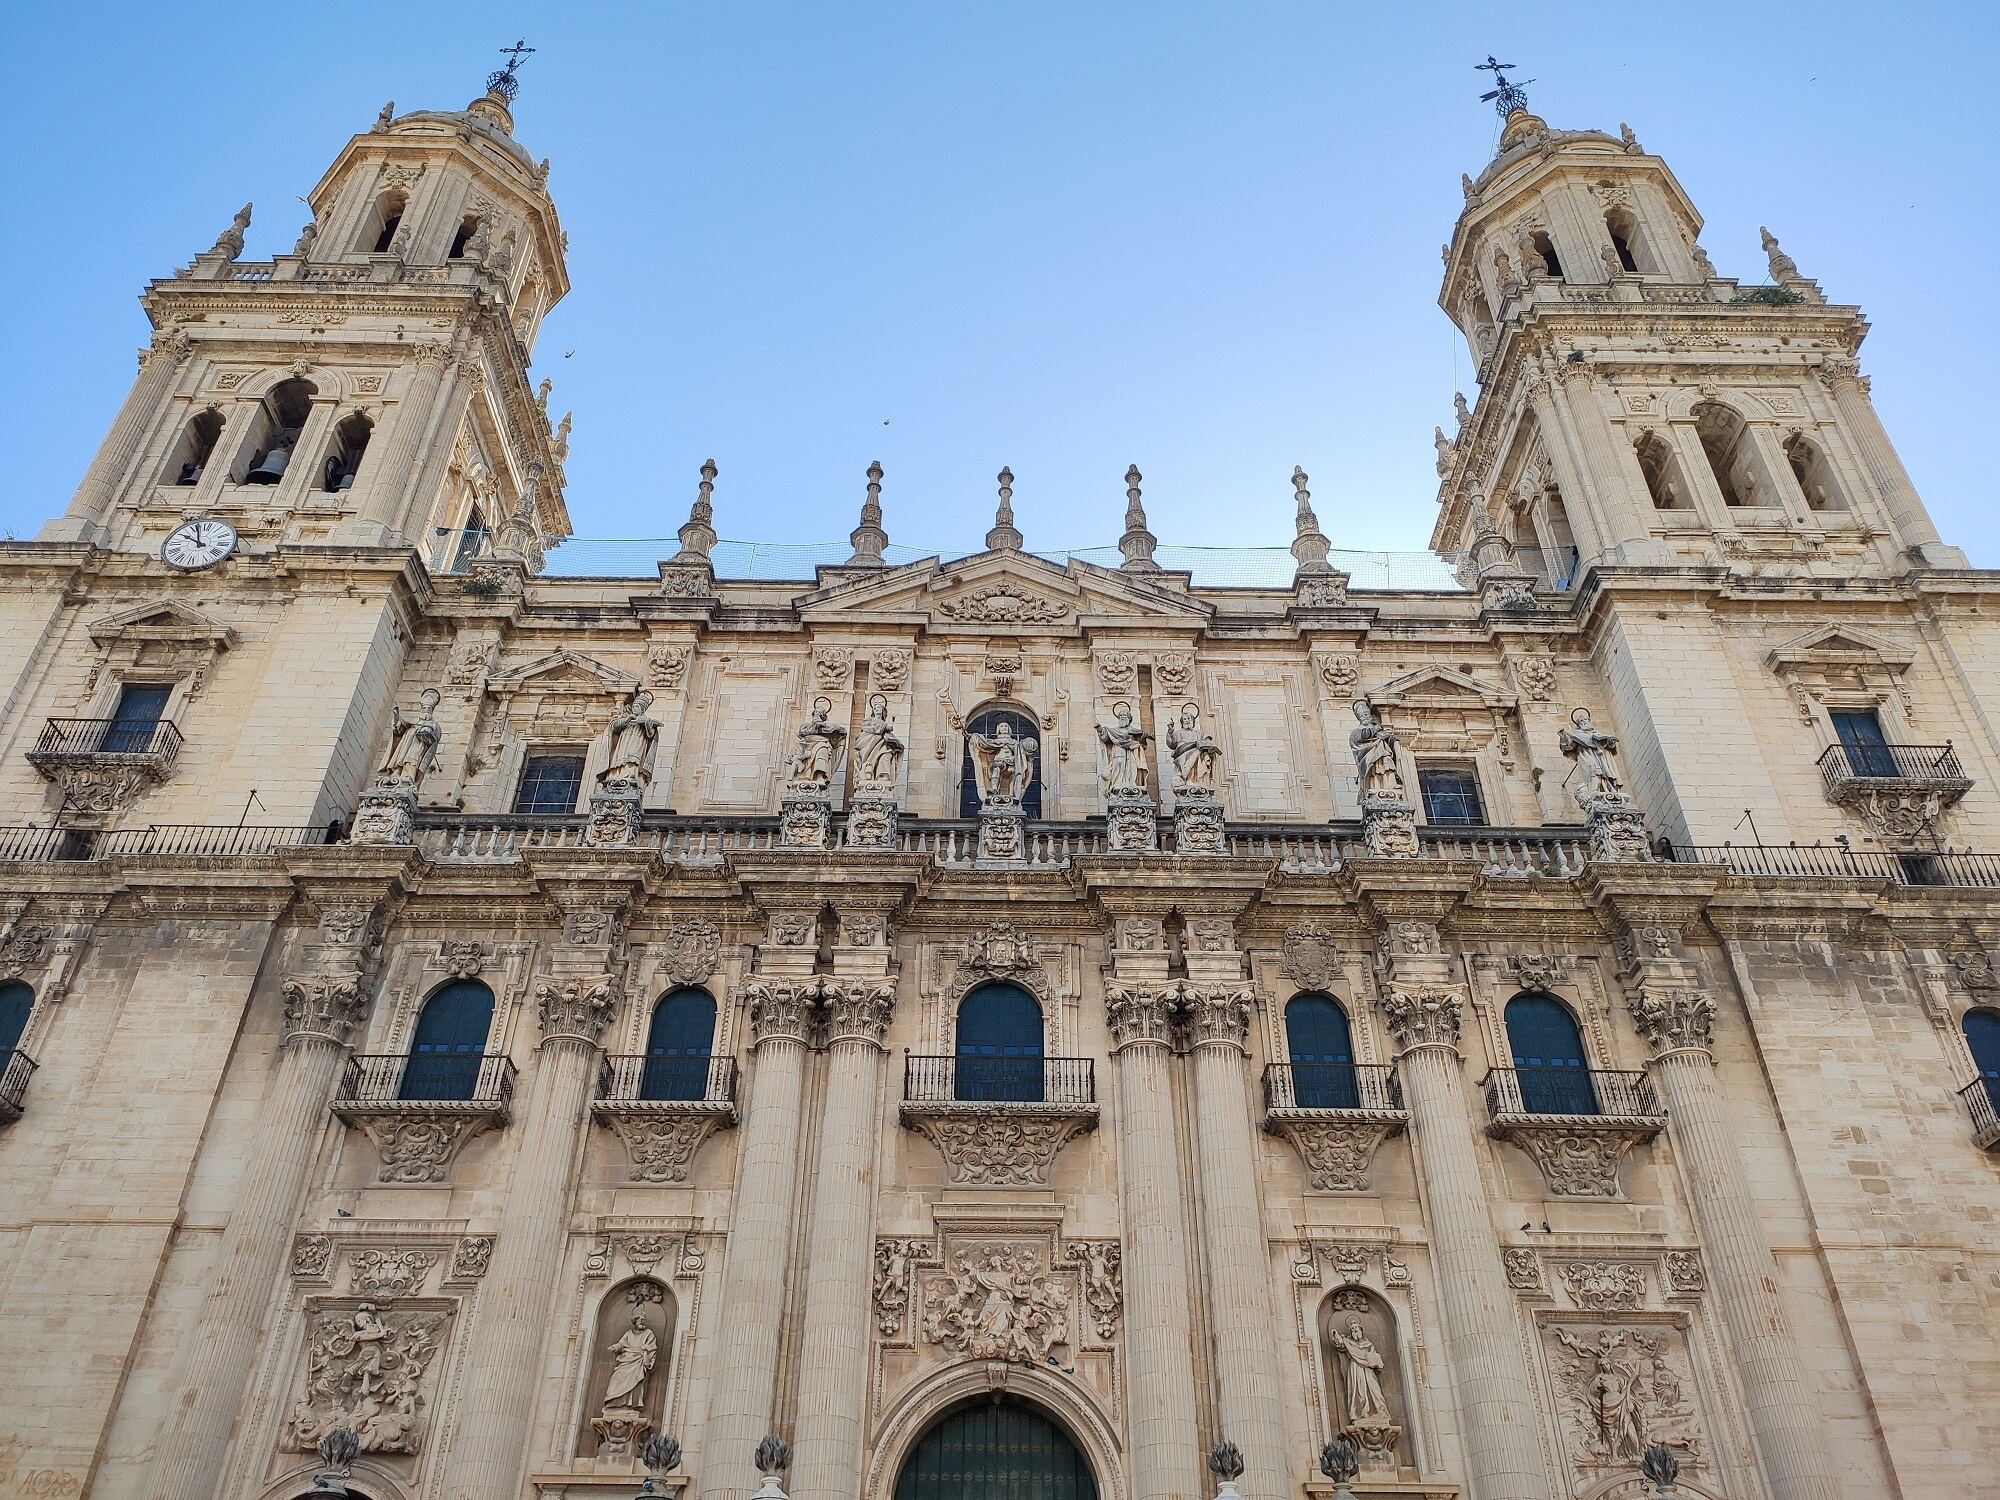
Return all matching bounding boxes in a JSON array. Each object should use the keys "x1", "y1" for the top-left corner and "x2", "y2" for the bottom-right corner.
[{"x1": 460, "y1": 572, "x2": 504, "y2": 598}]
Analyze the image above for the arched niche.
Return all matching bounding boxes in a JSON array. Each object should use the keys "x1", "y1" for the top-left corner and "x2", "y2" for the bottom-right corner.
[
  {"x1": 576, "y1": 1276, "x2": 676, "y2": 1458},
  {"x1": 1318, "y1": 1285, "x2": 1414, "y2": 1478}
]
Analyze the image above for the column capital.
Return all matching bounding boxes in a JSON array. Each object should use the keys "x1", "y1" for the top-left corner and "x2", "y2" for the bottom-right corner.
[
  {"x1": 1628, "y1": 983, "x2": 1715, "y2": 1059},
  {"x1": 281, "y1": 969, "x2": 369, "y2": 1048},
  {"x1": 822, "y1": 977, "x2": 897, "y2": 1047},
  {"x1": 1376, "y1": 983, "x2": 1465, "y2": 1053},
  {"x1": 1184, "y1": 983, "x2": 1255, "y2": 1051},
  {"x1": 1105, "y1": 980, "x2": 1183, "y2": 1050},
  {"x1": 1813, "y1": 354, "x2": 1868, "y2": 395},
  {"x1": 535, "y1": 974, "x2": 619, "y2": 1044},
  {"x1": 745, "y1": 978, "x2": 818, "y2": 1045}
]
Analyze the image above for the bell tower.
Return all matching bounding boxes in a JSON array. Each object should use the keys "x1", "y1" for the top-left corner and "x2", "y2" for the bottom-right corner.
[
  {"x1": 40, "y1": 53, "x2": 573, "y2": 562},
  {"x1": 1431, "y1": 81, "x2": 1965, "y2": 586}
]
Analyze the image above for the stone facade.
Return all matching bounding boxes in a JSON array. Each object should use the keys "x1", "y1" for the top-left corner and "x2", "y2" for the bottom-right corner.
[{"x1": 0, "y1": 78, "x2": 1996, "y2": 1500}]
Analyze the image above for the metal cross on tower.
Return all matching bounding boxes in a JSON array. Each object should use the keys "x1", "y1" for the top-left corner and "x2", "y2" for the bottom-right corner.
[
  {"x1": 1475, "y1": 55, "x2": 1534, "y2": 116},
  {"x1": 487, "y1": 38, "x2": 537, "y2": 101}
]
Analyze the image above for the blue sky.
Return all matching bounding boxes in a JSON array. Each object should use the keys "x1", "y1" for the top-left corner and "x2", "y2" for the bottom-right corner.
[{"x1": 4, "y1": 2, "x2": 1995, "y2": 563}]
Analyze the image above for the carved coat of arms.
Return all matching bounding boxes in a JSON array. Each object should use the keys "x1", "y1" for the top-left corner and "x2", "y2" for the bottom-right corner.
[
  {"x1": 1281, "y1": 923, "x2": 1343, "y2": 991},
  {"x1": 660, "y1": 919, "x2": 722, "y2": 984}
]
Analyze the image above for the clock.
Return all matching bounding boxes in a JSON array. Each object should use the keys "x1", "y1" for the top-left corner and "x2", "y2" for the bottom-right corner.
[{"x1": 161, "y1": 517, "x2": 238, "y2": 571}]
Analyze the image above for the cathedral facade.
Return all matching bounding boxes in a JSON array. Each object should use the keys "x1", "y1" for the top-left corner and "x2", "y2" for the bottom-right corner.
[{"x1": 0, "y1": 69, "x2": 1996, "y2": 1500}]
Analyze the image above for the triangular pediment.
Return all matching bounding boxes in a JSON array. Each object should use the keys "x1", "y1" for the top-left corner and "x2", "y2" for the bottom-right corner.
[
  {"x1": 1767, "y1": 625, "x2": 1912, "y2": 671},
  {"x1": 796, "y1": 549, "x2": 1210, "y2": 628},
  {"x1": 1373, "y1": 666, "x2": 1510, "y2": 707},
  {"x1": 89, "y1": 600, "x2": 236, "y2": 648},
  {"x1": 487, "y1": 649, "x2": 636, "y2": 694}
]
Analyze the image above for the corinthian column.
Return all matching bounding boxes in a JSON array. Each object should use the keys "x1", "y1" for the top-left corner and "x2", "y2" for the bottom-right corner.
[
  {"x1": 1816, "y1": 357, "x2": 1957, "y2": 561},
  {"x1": 45, "y1": 328, "x2": 191, "y2": 542},
  {"x1": 1376, "y1": 977, "x2": 1552, "y2": 1500},
  {"x1": 790, "y1": 979, "x2": 898, "y2": 1500},
  {"x1": 1184, "y1": 986, "x2": 1288, "y2": 1500},
  {"x1": 696, "y1": 980, "x2": 817, "y2": 1500},
  {"x1": 1104, "y1": 982, "x2": 1203, "y2": 1500},
  {"x1": 1629, "y1": 983, "x2": 1839, "y2": 1500},
  {"x1": 436, "y1": 975, "x2": 618, "y2": 1500},
  {"x1": 149, "y1": 968, "x2": 367, "y2": 1500}
]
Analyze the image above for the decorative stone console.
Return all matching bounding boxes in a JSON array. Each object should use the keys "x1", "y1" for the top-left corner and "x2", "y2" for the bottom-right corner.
[
  {"x1": 1480, "y1": 1066, "x2": 1664, "y2": 1198},
  {"x1": 899, "y1": 1055, "x2": 1098, "y2": 1187},
  {"x1": 1262, "y1": 1063, "x2": 1410, "y2": 1193},
  {"x1": 331, "y1": 1052, "x2": 516, "y2": 1183}
]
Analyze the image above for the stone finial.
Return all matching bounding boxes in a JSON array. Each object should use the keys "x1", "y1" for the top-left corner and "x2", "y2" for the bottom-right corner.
[
  {"x1": 209, "y1": 202, "x2": 252, "y2": 262},
  {"x1": 374, "y1": 101, "x2": 395, "y2": 131},
  {"x1": 671, "y1": 459, "x2": 719, "y2": 564},
  {"x1": 551, "y1": 411, "x2": 572, "y2": 464},
  {"x1": 292, "y1": 219, "x2": 319, "y2": 258},
  {"x1": 846, "y1": 459, "x2": 888, "y2": 566},
  {"x1": 1206, "y1": 1441, "x2": 1245, "y2": 1500},
  {"x1": 1117, "y1": 464, "x2": 1159, "y2": 571},
  {"x1": 1318, "y1": 1436, "x2": 1360, "y2": 1496},
  {"x1": 986, "y1": 466, "x2": 1023, "y2": 551},
  {"x1": 1760, "y1": 226, "x2": 1801, "y2": 282},
  {"x1": 1641, "y1": 1443, "x2": 1680, "y2": 1495},
  {"x1": 1290, "y1": 467, "x2": 1331, "y2": 577}
]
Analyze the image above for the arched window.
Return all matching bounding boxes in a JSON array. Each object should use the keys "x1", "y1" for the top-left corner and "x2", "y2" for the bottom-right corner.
[
  {"x1": 1692, "y1": 402, "x2": 1755, "y2": 508},
  {"x1": 642, "y1": 988, "x2": 717, "y2": 1101},
  {"x1": 400, "y1": 980, "x2": 494, "y2": 1101},
  {"x1": 1529, "y1": 229, "x2": 1564, "y2": 279},
  {"x1": 322, "y1": 413, "x2": 373, "y2": 492},
  {"x1": 364, "y1": 192, "x2": 406, "y2": 254},
  {"x1": 959, "y1": 706, "x2": 1043, "y2": 819},
  {"x1": 449, "y1": 215, "x2": 480, "y2": 259},
  {"x1": 1783, "y1": 432, "x2": 1846, "y2": 512},
  {"x1": 1634, "y1": 430, "x2": 1688, "y2": 510},
  {"x1": 0, "y1": 981, "x2": 33, "y2": 1057},
  {"x1": 1965, "y1": 1009, "x2": 2000, "y2": 1118},
  {"x1": 1504, "y1": 992, "x2": 1596, "y2": 1115},
  {"x1": 1285, "y1": 993, "x2": 1358, "y2": 1109},
  {"x1": 1604, "y1": 207, "x2": 1646, "y2": 274},
  {"x1": 240, "y1": 378, "x2": 316, "y2": 485},
  {"x1": 895, "y1": 1399, "x2": 1096, "y2": 1500},
  {"x1": 165, "y1": 409, "x2": 224, "y2": 486},
  {"x1": 955, "y1": 982, "x2": 1044, "y2": 1102}
]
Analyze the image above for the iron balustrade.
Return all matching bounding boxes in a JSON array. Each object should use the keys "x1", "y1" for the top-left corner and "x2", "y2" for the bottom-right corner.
[
  {"x1": 30, "y1": 716, "x2": 184, "y2": 764},
  {"x1": 1960, "y1": 1076, "x2": 2000, "y2": 1150},
  {"x1": 1817, "y1": 740, "x2": 1968, "y2": 792},
  {"x1": 0, "y1": 1049, "x2": 36, "y2": 1122},
  {"x1": 335, "y1": 1052, "x2": 517, "y2": 1108},
  {"x1": 598, "y1": 1053, "x2": 738, "y2": 1106},
  {"x1": 904, "y1": 1055, "x2": 1095, "y2": 1107},
  {"x1": 1262, "y1": 1062, "x2": 1403, "y2": 1113},
  {"x1": 1483, "y1": 1066, "x2": 1661, "y2": 1121}
]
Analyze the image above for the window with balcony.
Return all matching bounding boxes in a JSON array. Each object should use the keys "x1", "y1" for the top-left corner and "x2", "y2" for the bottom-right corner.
[
  {"x1": 1419, "y1": 766, "x2": 1486, "y2": 827},
  {"x1": 1504, "y1": 992, "x2": 1596, "y2": 1115},
  {"x1": 1284, "y1": 993, "x2": 1359, "y2": 1108},
  {"x1": 639, "y1": 988, "x2": 717, "y2": 1101},
  {"x1": 399, "y1": 981, "x2": 495, "y2": 1101},
  {"x1": 1963, "y1": 1009, "x2": 2000, "y2": 1149},
  {"x1": 1830, "y1": 709, "x2": 1895, "y2": 778},
  {"x1": 513, "y1": 753, "x2": 586, "y2": 815},
  {"x1": 103, "y1": 684, "x2": 172, "y2": 755},
  {"x1": 0, "y1": 981, "x2": 33, "y2": 1120},
  {"x1": 954, "y1": 983, "x2": 1044, "y2": 1102}
]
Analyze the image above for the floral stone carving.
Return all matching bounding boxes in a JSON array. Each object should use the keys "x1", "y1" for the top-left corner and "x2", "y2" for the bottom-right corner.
[
  {"x1": 1065, "y1": 1241, "x2": 1123, "y2": 1340},
  {"x1": 934, "y1": 582, "x2": 1068, "y2": 623},
  {"x1": 348, "y1": 1247, "x2": 439, "y2": 1296},
  {"x1": 1497, "y1": 1124, "x2": 1654, "y2": 1199},
  {"x1": 900, "y1": 1103, "x2": 1097, "y2": 1187},
  {"x1": 598, "y1": 1109, "x2": 736, "y2": 1183},
  {"x1": 1265, "y1": 1116, "x2": 1406, "y2": 1193},
  {"x1": 921, "y1": 1248, "x2": 1073, "y2": 1365},
  {"x1": 659, "y1": 919, "x2": 722, "y2": 984},
  {"x1": 1557, "y1": 1260, "x2": 1648, "y2": 1311},
  {"x1": 348, "y1": 1115, "x2": 498, "y2": 1184},
  {"x1": 286, "y1": 1301, "x2": 452, "y2": 1455}
]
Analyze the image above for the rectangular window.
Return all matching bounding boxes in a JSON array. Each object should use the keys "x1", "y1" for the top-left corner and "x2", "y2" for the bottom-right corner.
[
  {"x1": 1830, "y1": 708, "x2": 1896, "y2": 778},
  {"x1": 450, "y1": 505, "x2": 491, "y2": 572},
  {"x1": 512, "y1": 753, "x2": 586, "y2": 815},
  {"x1": 1418, "y1": 766, "x2": 1486, "y2": 827},
  {"x1": 102, "y1": 684, "x2": 171, "y2": 754}
]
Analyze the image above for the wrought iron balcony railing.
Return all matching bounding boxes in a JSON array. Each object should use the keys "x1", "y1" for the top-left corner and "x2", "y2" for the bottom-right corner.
[
  {"x1": 1482, "y1": 1066, "x2": 1662, "y2": 1122},
  {"x1": 332, "y1": 1052, "x2": 517, "y2": 1112},
  {"x1": 1673, "y1": 843, "x2": 2000, "y2": 888},
  {"x1": 1817, "y1": 740, "x2": 1970, "y2": 796},
  {"x1": 0, "y1": 824, "x2": 328, "y2": 862},
  {"x1": 28, "y1": 716, "x2": 183, "y2": 766},
  {"x1": 1960, "y1": 1076, "x2": 2000, "y2": 1152},
  {"x1": 596, "y1": 1054, "x2": 738, "y2": 1108},
  {"x1": 1261, "y1": 1062, "x2": 1404, "y2": 1114},
  {"x1": 0, "y1": 1049, "x2": 36, "y2": 1123},
  {"x1": 903, "y1": 1055, "x2": 1096, "y2": 1107}
]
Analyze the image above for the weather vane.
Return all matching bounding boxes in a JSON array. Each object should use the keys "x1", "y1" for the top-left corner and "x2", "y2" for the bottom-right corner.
[
  {"x1": 487, "y1": 38, "x2": 536, "y2": 101},
  {"x1": 1475, "y1": 55, "x2": 1533, "y2": 116}
]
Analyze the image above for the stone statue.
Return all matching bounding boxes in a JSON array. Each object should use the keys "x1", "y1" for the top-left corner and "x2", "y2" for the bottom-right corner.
[
  {"x1": 1559, "y1": 707, "x2": 1625, "y2": 804},
  {"x1": 376, "y1": 689, "x2": 441, "y2": 786},
  {"x1": 1690, "y1": 242, "x2": 1717, "y2": 279},
  {"x1": 851, "y1": 694, "x2": 904, "y2": 786},
  {"x1": 1166, "y1": 703, "x2": 1221, "y2": 791},
  {"x1": 292, "y1": 219, "x2": 320, "y2": 258},
  {"x1": 600, "y1": 1315, "x2": 658, "y2": 1414},
  {"x1": 1453, "y1": 391, "x2": 1472, "y2": 431},
  {"x1": 1433, "y1": 425, "x2": 1455, "y2": 477},
  {"x1": 1620, "y1": 121, "x2": 1642, "y2": 154},
  {"x1": 1097, "y1": 702, "x2": 1154, "y2": 796},
  {"x1": 210, "y1": 202, "x2": 252, "y2": 262},
  {"x1": 601, "y1": 689, "x2": 661, "y2": 788},
  {"x1": 1760, "y1": 226, "x2": 1799, "y2": 282},
  {"x1": 1349, "y1": 698, "x2": 1406, "y2": 801},
  {"x1": 1495, "y1": 247, "x2": 1524, "y2": 296},
  {"x1": 374, "y1": 101, "x2": 395, "y2": 131},
  {"x1": 1331, "y1": 1317, "x2": 1393, "y2": 1427},
  {"x1": 785, "y1": 697, "x2": 845, "y2": 788},
  {"x1": 968, "y1": 719, "x2": 1037, "y2": 807}
]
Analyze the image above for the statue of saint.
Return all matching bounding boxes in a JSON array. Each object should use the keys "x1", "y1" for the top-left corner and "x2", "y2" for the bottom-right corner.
[
  {"x1": 600, "y1": 1315, "x2": 659, "y2": 1415},
  {"x1": 1349, "y1": 698, "x2": 1406, "y2": 801},
  {"x1": 969, "y1": 719, "x2": 1037, "y2": 807},
  {"x1": 1097, "y1": 702, "x2": 1154, "y2": 797},
  {"x1": 376, "y1": 689, "x2": 441, "y2": 786},
  {"x1": 600, "y1": 689, "x2": 660, "y2": 788},
  {"x1": 1165, "y1": 703, "x2": 1221, "y2": 791},
  {"x1": 1558, "y1": 707, "x2": 1625, "y2": 804},
  {"x1": 1330, "y1": 1317, "x2": 1393, "y2": 1427},
  {"x1": 786, "y1": 697, "x2": 845, "y2": 788},
  {"x1": 1433, "y1": 425, "x2": 1455, "y2": 477},
  {"x1": 851, "y1": 694, "x2": 904, "y2": 787}
]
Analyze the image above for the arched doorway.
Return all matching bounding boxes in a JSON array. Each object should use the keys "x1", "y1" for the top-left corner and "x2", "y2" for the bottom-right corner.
[{"x1": 893, "y1": 1399, "x2": 1096, "y2": 1500}]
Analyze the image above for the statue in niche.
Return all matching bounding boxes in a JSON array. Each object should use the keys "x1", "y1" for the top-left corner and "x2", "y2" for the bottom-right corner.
[
  {"x1": 1097, "y1": 702, "x2": 1154, "y2": 796},
  {"x1": 1166, "y1": 702, "x2": 1221, "y2": 791},
  {"x1": 968, "y1": 719, "x2": 1037, "y2": 808},
  {"x1": 600, "y1": 689, "x2": 661, "y2": 788},
  {"x1": 1559, "y1": 707, "x2": 1626, "y2": 805},
  {"x1": 851, "y1": 693, "x2": 905, "y2": 787},
  {"x1": 1349, "y1": 698, "x2": 1407, "y2": 801},
  {"x1": 375, "y1": 689, "x2": 442, "y2": 787},
  {"x1": 600, "y1": 1314, "x2": 659, "y2": 1415},
  {"x1": 785, "y1": 697, "x2": 845, "y2": 788},
  {"x1": 1330, "y1": 1317, "x2": 1393, "y2": 1427}
]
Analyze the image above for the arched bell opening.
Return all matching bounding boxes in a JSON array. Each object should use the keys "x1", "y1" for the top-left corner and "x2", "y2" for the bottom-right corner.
[
  {"x1": 237, "y1": 378, "x2": 316, "y2": 485},
  {"x1": 165, "y1": 407, "x2": 224, "y2": 486},
  {"x1": 322, "y1": 412, "x2": 373, "y2": 493},
  {"x1": 892, "y1": 1396, "x2": 1098, "y2": 1500}
]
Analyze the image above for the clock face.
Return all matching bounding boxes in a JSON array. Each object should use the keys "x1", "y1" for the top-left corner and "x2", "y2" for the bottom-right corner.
[{"x1": 161, "y1": 517, "x2": 238, "y2": 570}]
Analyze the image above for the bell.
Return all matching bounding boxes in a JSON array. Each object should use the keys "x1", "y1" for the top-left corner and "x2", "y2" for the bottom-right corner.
[
  {"x1": 176, "y1": 462, "x2": 203, "y2": 486},
  {"x1": 245, "y1": 444, "x2": 291, "y2": 484}
]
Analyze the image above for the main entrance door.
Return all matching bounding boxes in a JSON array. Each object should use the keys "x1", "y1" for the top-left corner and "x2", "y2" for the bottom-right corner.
[{"x1": 893, "y1": 1400, "x2": 1096, "y2": 1500}]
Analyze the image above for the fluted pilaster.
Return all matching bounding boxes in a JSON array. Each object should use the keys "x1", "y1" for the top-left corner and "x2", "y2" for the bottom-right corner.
[
  {"x1": 1817, "y1": 358, "x2": 1949, "y2": 555},
  {"x1": 347, "y1": 342, "x2": 449, "y2": 540},
  {"x1": 49, "y1": 330, "x2": 190, "y2": 540}
]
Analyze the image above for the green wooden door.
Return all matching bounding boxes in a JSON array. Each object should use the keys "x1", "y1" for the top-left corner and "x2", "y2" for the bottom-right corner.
[{"x1": 893, "y1": 1401, "x2": 1097, "y2": 1500}]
